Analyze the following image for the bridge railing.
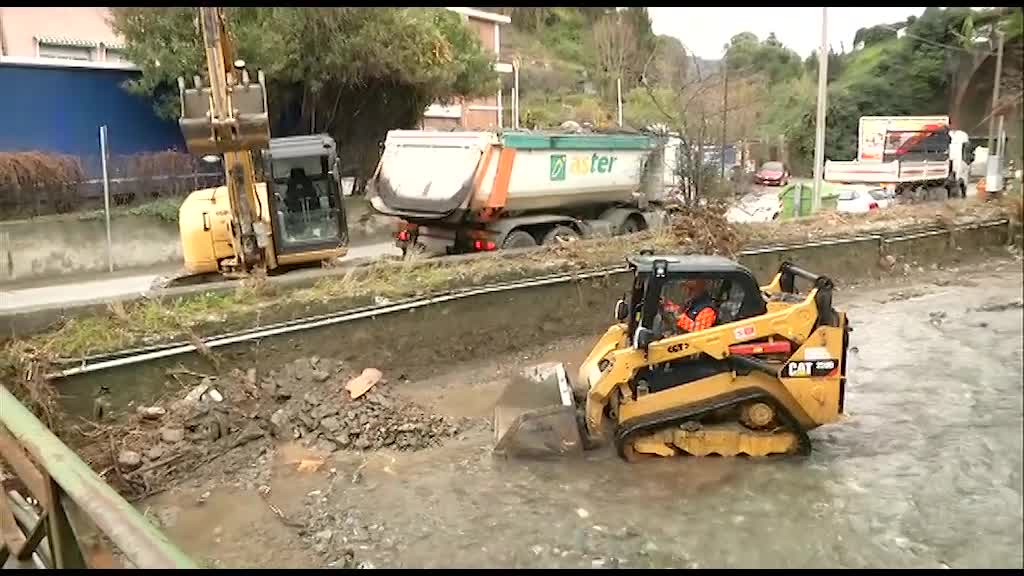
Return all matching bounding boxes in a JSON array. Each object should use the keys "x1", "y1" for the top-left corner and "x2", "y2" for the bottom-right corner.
[{"x1": 0, "y1": 385, "x2": 197, "y2": 569}]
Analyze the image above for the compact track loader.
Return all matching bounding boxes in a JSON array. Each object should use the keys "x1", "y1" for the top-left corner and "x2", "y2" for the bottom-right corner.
[{"x1": 493, "y1": 254, "x2": 851, "y2": 461}]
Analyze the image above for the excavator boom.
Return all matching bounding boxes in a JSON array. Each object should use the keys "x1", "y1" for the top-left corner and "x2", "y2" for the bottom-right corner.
[{"x1": 178, "y1": 7, "x2": 273, "y2": 273}]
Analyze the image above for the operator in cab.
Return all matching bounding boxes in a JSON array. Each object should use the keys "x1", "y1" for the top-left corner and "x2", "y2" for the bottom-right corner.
[{"x1": 661, "y1": 279, "x2": 718, "y2": 334}]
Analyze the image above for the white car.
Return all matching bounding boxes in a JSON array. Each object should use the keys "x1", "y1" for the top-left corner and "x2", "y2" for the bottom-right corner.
[{"x1": 836, "y1": 186, "x2": 892, "y2": 213}]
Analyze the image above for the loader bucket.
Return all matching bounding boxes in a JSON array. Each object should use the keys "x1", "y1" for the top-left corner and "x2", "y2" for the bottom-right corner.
[
  {"x1": 178, "y1": 74, "x2": 271, "y2": 156},
  {"x1": 493, "y1": 362, "x2": 584, "y2": 459}
]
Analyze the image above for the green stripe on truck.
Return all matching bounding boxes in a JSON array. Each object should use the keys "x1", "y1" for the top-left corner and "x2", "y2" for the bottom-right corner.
[{"x1": 501, "y1": 133, "x2": 656, "y2": 151}]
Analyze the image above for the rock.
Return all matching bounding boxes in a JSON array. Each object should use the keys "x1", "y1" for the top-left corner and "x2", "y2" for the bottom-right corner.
[
  {"x1": 233, "y1": 423, "x2": 265, "y2": 447},
  {"x1": 334, "y1": 433, "x2": 351, "y2": 447},
  {"x1": 642, "y1": 541, "x2": 659, "y2": 554},
  {"x1": 184, "y1": 384, "x2": 210, "y2": 403},
  {"x1": 117, "y1": 450, "x2": 142, "y2": 469},
  {"x1": 320, "y1": 417, "x2": 341, "y2": 433},
  {"x1": 315, "y1": 438, "x2": 338, "y2": 454},
  {"x1": 198, "y1": 491, "x2": 211, "y2": 505},
  {"x1": 273, "y1": 386, "x2": 292, "y2": 401},
  {"x1": 270, "y1": 409, "x2": 291, "y2": 438},
  {"x1": 137, "y1": 406, "x2": 166, "y2": 420},
  {"x1": 311, "y1": 404, "x2": 338, "y2": 420},
  {"x1": 345, "y1": 368, "x2": 383, "y2": 400},
  {"x1": 145, "y1": 445, "x2": 166, "y2": 461},
  {"x1": 310, "y1": 356, "x2": 321, "y2": 368},
  {"x1": 160, "y1": 427, "x2": 186, "y2": 444},
  {"x1": 354, "y1": 436, "x2": 371, "y2": 450},
  {"x1": 245, "y1": 368, "x2": 258, "y2": 387},
  {"x1": 312, "y1": 369, "x2": 331, "y2": 383},
  {"x1": 315, "y1": 529, "x2": 333, "y2": 543},
  {"x1": 576, "y1": 508, "x2": 590, "y2": 519},
  {"x1": 206, "y1": 388, "x2": 224, "y2": 403}
]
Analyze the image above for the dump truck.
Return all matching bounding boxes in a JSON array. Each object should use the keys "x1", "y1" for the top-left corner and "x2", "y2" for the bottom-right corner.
[
  {"x1": 824, "y1": 115, "x2": 970, "y2": 201},
  {"x1": 367, "y1": 130, "x2": 681, "y2": 256}
]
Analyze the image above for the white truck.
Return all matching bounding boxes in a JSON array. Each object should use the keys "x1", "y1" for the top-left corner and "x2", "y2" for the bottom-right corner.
[
  {"x1": 824, "y1": 115, "x2": 970, "y2": 201},
  {"x1": 367, "y1": 130, "x2": 683, "y2": 255}
]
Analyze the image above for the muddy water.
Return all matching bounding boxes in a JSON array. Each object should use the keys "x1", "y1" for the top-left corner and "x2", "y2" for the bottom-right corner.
[{"x1": 147, "y1": 264, "x2": 1023, "y2": 569}]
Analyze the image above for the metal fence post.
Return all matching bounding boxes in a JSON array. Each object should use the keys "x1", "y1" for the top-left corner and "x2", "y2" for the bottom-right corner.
[{"x1": 99, "y1": 126, "x2": 114, "y2": 273}]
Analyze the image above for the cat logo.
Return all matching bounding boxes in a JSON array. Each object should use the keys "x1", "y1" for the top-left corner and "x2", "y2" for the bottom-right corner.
[
  {"x1": 787, "y1": 361, "x2": 813, "y2": 378},
  {"x1": 784, "y1": 359, "x2": 838, "y2": 378}
]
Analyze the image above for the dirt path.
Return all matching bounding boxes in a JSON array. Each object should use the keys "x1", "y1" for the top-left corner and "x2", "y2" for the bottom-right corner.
[{"x1": 137, "y1": 259, "x2": 1023, "y2": 568}]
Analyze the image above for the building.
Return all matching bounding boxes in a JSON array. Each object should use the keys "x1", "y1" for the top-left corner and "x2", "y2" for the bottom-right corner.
[
  {"x1": 0, "y1": 7, "x2": 184, "y2": 165},
  {"x1": 421, "y1": 7, "x2": 513, "y2": 131},
  {"x1": 0, "y1": 7, "x2": 511, "y2": 162}
]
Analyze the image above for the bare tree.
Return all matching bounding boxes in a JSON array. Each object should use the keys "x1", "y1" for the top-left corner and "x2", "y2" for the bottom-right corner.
[{"x1": 593, "y1": 12, "x2": 638, "y2": 102}]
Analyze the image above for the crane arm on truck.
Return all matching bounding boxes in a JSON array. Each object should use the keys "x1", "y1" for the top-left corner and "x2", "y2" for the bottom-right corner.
[{"x1": 177, "y1": 7, "x2": 274, "y2": 274}]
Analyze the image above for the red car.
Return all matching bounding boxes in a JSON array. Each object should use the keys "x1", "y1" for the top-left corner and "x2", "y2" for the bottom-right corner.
[{"x1": 755, "y1": 161, "x2": 789, "y2": 186}]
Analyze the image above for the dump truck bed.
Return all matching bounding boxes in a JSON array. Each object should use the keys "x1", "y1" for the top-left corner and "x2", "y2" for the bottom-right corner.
[{"x1": 368, "y1": 130, "x2": 661, "y2": 222}]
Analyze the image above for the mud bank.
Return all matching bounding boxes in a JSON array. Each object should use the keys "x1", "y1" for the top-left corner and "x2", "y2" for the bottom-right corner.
[{"x1": 51, "y1": 218, "x2": 1014, "y2": 418}]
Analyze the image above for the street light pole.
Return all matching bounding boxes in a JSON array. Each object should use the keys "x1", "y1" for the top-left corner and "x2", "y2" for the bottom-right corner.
[
  {"x1": 985, "y1": 30, "x2": 1005, "y2": 195},
  {"x1": 811, "y1": 6, "x2": 829, "y2": 213}
]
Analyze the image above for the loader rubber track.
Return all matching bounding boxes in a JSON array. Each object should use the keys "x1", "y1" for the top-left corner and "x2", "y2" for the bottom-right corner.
[{"x1": 613, "y1": 387, "x2": 811, "y2": 459}]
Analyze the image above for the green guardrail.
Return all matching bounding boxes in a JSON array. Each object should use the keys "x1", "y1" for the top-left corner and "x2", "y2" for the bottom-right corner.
[{"x1": 0, "y1": 385, "x2": 197, "y2": 569}]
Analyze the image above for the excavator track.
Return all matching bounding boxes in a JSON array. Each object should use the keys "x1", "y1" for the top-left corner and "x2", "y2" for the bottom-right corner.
[{"x1": 614, "y1": 387, "x2": 811, "y2": 460}]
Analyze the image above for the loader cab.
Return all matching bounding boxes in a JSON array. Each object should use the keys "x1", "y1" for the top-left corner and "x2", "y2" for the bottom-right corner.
[
  {"x1": 624, "y1": 254, "x2": 767, "y2": 348},
  {"x1": 264, "y1": 135, "x2": 349, "y2": 256}
]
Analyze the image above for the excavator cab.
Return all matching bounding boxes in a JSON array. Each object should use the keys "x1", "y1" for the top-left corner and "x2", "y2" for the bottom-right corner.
[{"x1": 263, "y1": 136, "x2": 349, "y2": 259}]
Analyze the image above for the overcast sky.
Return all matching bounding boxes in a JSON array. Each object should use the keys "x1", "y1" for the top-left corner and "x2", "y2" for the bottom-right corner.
[{"x1": 649, "y1": 7, "x2": 927, "y2": 59}]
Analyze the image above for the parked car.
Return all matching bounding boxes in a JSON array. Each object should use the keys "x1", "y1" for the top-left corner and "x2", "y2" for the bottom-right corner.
[
  {"x1": 836, "y1": 186, "x2": 891, "y2": 213},
  {"x1": 754, "y1": 161, "x2": 789, "y2": 186}
]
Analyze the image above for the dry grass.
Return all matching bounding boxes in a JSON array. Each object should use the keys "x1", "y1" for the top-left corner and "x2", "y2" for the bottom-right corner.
[{"x1": 2, "y1": 197, "x2": 1016, "y2": 379}]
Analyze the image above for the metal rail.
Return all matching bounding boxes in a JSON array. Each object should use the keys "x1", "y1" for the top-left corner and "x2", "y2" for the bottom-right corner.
[
  {"x1": 47, "y1": 218, "x2": 1010, "y2": 380},
  {"x1": 0, "y1": 386, "x2": 197, "y2": 569}
]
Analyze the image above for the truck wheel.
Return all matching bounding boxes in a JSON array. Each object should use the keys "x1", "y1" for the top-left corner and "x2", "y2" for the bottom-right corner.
[
  {"x1": 502, "y1": 229, "x2": 538, "y2": 249},
  {"x1": 620, "y1": 216, "x2": 644, "y2": 235},
  {"x1": 542, "y1": 225, "x2": 580, "y2": 246}
]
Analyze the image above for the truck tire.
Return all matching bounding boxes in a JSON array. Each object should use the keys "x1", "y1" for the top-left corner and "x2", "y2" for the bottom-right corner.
[
  {"x1": 541, "y1": 225, "x2": 580, "y2": 246},
  {"x1": 620, "y1": 216, "x2": 644, "y2": 235},
  {"x1": 502, "y1": 229, "x2": 537, "y2": 249}
]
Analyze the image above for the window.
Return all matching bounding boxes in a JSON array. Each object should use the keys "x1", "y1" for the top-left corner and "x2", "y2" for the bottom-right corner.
[
  {"x1": 38, "y1": 43, "x2": 93, "y2": 61},
  {"x1": 105, "y1": 48, "x2": 128, "y2": 63},
  {"x1": 837, "y1": 190, "x2": 858, "y2": 201}
]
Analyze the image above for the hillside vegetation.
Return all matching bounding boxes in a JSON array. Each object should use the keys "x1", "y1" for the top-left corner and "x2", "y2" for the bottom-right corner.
[{"x1": 492, "y1": 7, "x2": 1023, "y2": 176}]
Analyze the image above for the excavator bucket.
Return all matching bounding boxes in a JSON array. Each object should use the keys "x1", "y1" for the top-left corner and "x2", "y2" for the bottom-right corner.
[
  {"x1": 178, "y1": 70, "x2": 271, "y2": 157},
  {"x1": 493, "y1": 362, "x2": 584, "y2": 459}
]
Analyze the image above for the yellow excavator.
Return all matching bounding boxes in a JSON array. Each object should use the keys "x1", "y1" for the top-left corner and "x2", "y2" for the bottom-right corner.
[
  {"x1": 175, "y1": 7, "x2": 348, "y2": 279},
  {"x1": 494, "y1": 254, "x2": 851, "y2": 460}
]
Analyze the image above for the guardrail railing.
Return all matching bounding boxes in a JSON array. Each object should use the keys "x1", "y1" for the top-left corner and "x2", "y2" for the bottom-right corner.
[{"x1": 0, "y1": 386, "x2": 196, "y2": 569}]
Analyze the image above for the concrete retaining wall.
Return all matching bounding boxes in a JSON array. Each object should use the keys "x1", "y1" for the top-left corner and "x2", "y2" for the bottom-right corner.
[
  {"x1": 0, "y1": 214, "x2": 182, "y2": 283},
  {"x1": 0, "y1": 196, "x2": 396, "y2": 285}
]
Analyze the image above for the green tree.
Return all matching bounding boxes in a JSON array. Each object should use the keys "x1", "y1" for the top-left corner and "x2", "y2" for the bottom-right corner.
[{"x1": 110, "y1": 7, "x2": 497, "y2": 190}]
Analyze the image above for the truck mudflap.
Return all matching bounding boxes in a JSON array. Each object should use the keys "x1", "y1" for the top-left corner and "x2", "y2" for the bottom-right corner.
[{"x1": 493, "y1": 362, "x2": 585, "y2": 459}]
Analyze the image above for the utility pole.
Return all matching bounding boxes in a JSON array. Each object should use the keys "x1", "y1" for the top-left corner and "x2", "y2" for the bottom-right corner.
[
  {"x1": 721, "y1": 57, "x2": 729, "y2": 180},
  {"x1": 985, "y1": 30, "x2": 1005, "y2": 195},
  {"x1": 811, "y1": 6, "x2": 829, "y2": 213},
  {"x1": 616, "y1": 77, "x2": 623, "y2": 127}
]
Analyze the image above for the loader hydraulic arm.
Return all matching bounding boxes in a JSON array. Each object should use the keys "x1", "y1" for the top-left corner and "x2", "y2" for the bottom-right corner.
[{"x1": 178, "y1": 7, "x2": 274, "y2": 273}]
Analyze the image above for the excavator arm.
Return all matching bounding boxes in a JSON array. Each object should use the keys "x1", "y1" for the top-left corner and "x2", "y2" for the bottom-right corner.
[{"x1": 178, "y1": 7, "x2": 274, "y2": 273}]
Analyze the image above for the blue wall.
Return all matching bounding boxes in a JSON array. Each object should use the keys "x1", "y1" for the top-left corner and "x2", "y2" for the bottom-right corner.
[{"x1": 0, "y1": 63, "x2": 185, "y2": 166}]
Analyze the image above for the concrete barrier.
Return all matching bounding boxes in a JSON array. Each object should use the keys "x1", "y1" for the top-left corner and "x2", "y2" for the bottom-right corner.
[{"x1": 0, "y1": 196, "x2": 398, "y2": 285}]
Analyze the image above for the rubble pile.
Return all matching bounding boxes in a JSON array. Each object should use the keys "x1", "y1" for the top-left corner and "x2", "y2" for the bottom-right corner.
[{"x1": 88, "y1": 356, "x2": 464, "y2": 499}]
